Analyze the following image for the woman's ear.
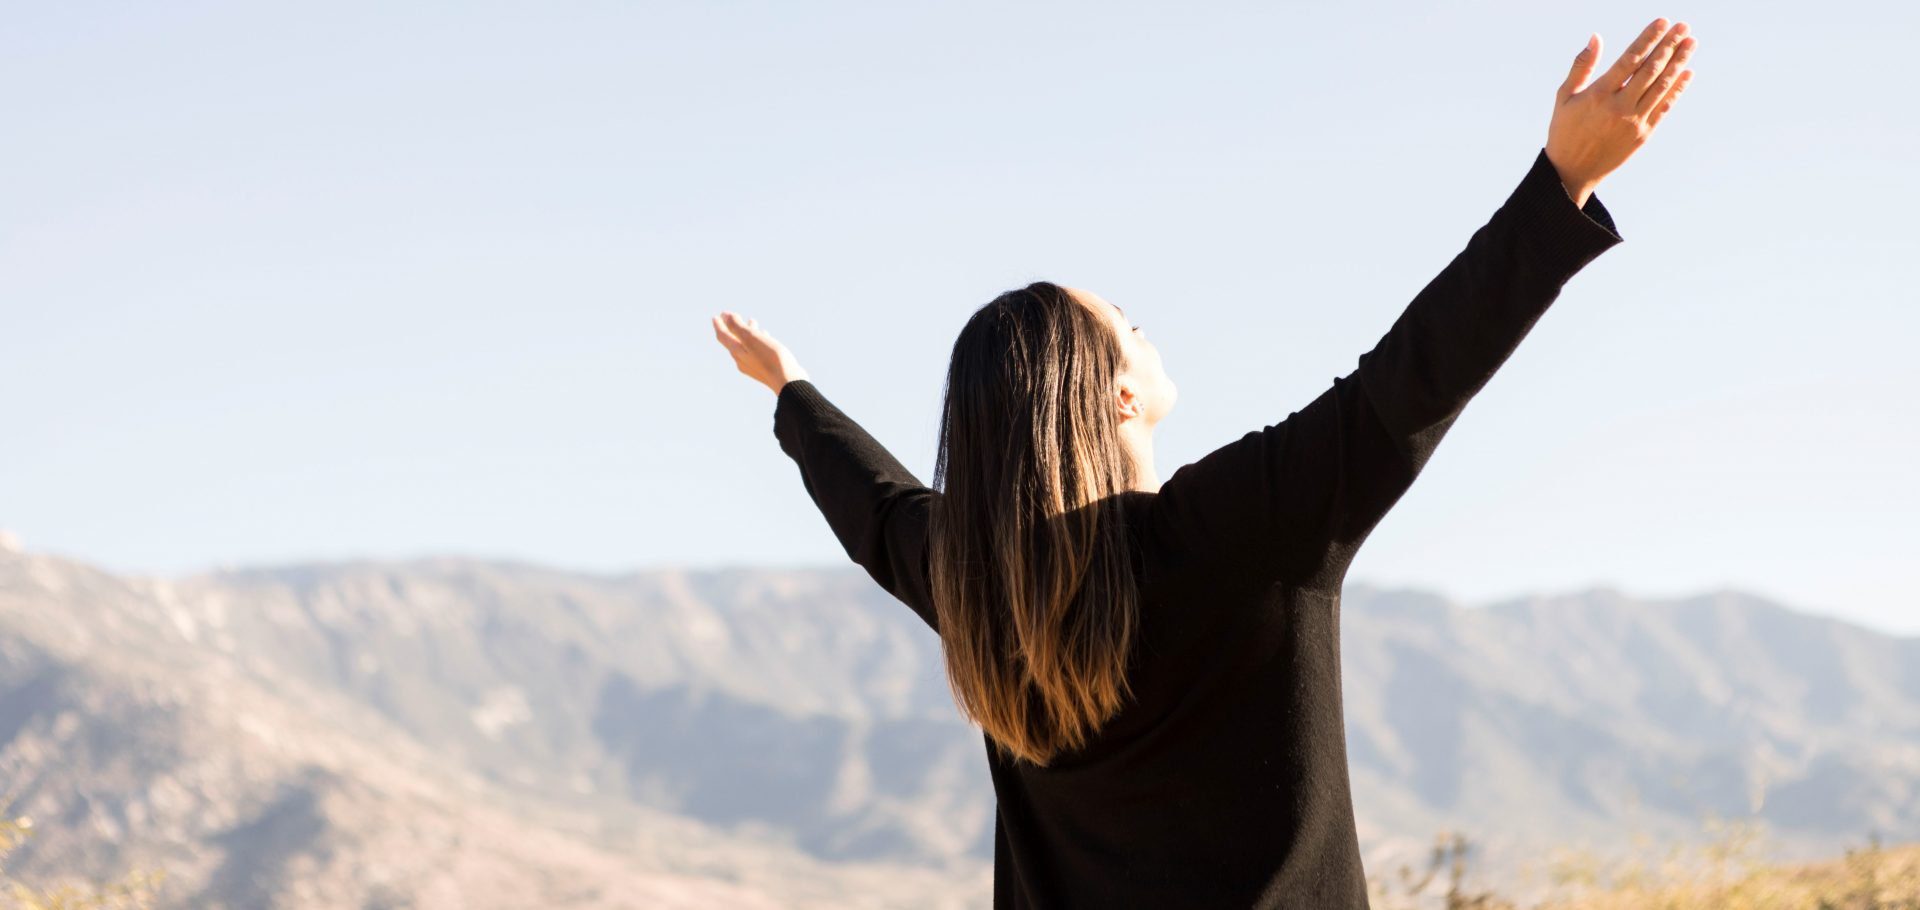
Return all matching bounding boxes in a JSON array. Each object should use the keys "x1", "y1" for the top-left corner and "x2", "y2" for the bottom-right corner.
[{"x1": 1115, "y1": 380, "x2": 1144, "y2": 421}]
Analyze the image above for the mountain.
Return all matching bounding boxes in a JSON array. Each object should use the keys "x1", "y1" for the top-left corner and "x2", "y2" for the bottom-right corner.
[
  {"x1": 1, "y1": 542, "x2": 1915, "y2": 906},
  {"x1": 0, "y1": 548, "x2": 988, "y2": 909},
  {"x1": 1339, "y1": 583, "x2": 1920, "y2": 887}
]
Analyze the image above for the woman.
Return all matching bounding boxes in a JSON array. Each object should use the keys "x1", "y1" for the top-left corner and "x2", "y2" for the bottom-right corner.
[{"x1": 711, "y1": 19, "x2": 1696, "y2": 909}]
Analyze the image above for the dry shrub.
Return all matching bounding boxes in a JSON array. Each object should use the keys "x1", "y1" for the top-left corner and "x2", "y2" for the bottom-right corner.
[
  {"x1": 0, "y1": 813, "x2": 166, "y2": 910},
  {"x1": 1370, "y1": 818, "x2": 1920, "y2": 910}
]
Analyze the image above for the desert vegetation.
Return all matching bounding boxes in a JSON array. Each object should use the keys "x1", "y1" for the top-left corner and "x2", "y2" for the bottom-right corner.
[
  {"x1": 1370, "y1": 819, "x2": 1920, "y2": 910},
  {"x1": 5, "y1": 804, "x2": 1919, "y2": 908},
  {"x1": 0, "y1": 814, "x2": 164, "y2": 910}
]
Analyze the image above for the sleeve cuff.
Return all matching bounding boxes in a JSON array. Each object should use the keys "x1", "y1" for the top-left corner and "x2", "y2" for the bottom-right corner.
[
  {"x1": 773, "y1": 378, "x2": 832, "y2": 444},
  {"x1": 1507, "y1": 147, "x2": 1624, "y2": 277}
]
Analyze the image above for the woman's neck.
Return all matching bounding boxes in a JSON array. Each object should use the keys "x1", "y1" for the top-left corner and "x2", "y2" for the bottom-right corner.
[{"x1": 1121, "y1": 421, "x2": 1162, "y2": 493}]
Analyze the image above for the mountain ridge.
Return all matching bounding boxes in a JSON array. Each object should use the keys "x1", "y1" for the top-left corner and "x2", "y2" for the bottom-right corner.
[{"x1": 2, "y1": 545, "x2": 1913, "y2": 907}]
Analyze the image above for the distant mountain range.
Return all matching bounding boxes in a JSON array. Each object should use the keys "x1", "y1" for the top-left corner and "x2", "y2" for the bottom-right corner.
[{"x1": 2, "y1": 541, "x2": 1915, "y2": 908}]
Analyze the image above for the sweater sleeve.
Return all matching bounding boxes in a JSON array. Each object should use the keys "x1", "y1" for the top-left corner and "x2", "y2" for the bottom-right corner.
[
  {"x1": 772, "y1": 379, "x2": 941, "y2": 633},
  {"x1": 1152, "y1": 148, "x2": 1624, "y2": 588}
]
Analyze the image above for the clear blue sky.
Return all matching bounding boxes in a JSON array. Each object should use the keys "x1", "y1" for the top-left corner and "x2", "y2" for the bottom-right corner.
[{"x1": 4, "y1": 2, "x2": 1915, "y2": 633}]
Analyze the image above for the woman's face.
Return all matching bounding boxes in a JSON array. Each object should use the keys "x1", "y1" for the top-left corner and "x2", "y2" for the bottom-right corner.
[{"x1": 1067, "y1": 286, "x2": 1177, "y2": 429}]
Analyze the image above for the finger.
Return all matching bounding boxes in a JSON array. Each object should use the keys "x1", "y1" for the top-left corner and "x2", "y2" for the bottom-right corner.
[
  {"x1": 1646, "y1": 69, "x2": 1692, "y2": 128},
  {"x1": 724, "y1": 311, "x2": 761, "y2": 336},
  {"x1": 713, "y1": 315, "x2": 746, "y2": 350},
  {"x1": 1624, "y1": 22, "x2": 1689, "y2": 101},
  {"x1": 722, "y1": 313, "x2": 777, "y2": 357},
  {"x1": 1634, "y1": 37, "x2": 1695, "y2": 116},
  {"x1": 1600, "y1": 18, "x2": 1671, "y2": 92},
  {"x1": 1558, "y1": 33, "x2": 1601, "y2": 104}
]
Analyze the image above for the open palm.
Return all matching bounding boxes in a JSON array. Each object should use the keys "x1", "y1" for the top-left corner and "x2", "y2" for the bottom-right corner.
[
  {"x1": 711, "y1": 311, "x2": 809, "y2": 395},
  {"x1": 1545, "y1": 17, "x2": 1697, "y2": 202}
]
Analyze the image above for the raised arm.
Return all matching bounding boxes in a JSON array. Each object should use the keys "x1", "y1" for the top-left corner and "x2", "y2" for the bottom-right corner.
[
  {"x1": 1151, "y1": 19, "x2": 1696, "y2": 588},
  {"x1": 770, "y1": 379, "x2": 940, "y2": 632},
  {"x1": 710, "y1": 313, "x2": 940, "y2": 631},
  {"x1": 1150, "y1": 148, "x2": 1623, "y2": 588}
]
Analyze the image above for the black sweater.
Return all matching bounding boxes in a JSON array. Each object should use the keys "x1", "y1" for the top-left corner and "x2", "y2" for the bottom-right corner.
[{"x1": 771, "y1": 147, "x2": 1623, "y2": 909}]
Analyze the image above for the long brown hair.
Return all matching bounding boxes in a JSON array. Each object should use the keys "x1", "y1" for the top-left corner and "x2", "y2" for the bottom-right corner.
[{"x1": 928, "y1": 281, "x2": 1142, "y2": 768}]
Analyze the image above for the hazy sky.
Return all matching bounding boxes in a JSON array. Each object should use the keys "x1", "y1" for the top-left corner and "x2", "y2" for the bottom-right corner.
[{"x1": 5, "y1": 1, "x2": 1915, "y2": 634}]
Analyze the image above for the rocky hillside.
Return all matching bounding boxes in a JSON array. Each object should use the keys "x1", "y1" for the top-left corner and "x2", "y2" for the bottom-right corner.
[{"x1": 1, "y1": 541, "x2": 1914, "y2": 906}]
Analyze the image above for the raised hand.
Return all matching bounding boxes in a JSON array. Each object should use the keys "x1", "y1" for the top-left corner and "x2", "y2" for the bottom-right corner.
[
  {"x1": 711, "y1": 310, "x2": 810, "y2": 395},
  {"x1": 1546, "y1": 18, "x2": 1698, "y2": 204}
]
